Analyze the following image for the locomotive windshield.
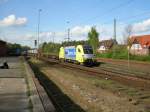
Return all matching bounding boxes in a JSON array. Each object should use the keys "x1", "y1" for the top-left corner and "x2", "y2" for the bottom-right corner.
[{"x1": 83, "y1": 45, "x2": 93, "y2": 54}]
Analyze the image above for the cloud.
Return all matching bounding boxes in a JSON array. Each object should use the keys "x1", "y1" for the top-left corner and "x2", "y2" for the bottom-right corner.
[
  {"x1": 21, "y1": 34, "x2": 35, "y2": 40},
  {"x1": 0, "y1": 15, "x2": 27, "y2": 27},
  {"x1": 132, "y1": 18, "x2": 150, "y2": 33},
  {"x1": 36, "y1": 25, "x2": 92, "y2": 42},
  {"x1": 37, "y1": 25, "x2": 115, "y2": 43},
  {"x1": 71, "y1": 25, "x2": 91, "y2": 36}
]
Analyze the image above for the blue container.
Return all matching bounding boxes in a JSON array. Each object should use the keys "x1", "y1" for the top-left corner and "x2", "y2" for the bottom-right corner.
[
  {"x1": 64, "y1": 46, "x2": 76, "y2": 60},
  {"x1": 16, "y1": 48, "x2": 21, "y2": 56}
]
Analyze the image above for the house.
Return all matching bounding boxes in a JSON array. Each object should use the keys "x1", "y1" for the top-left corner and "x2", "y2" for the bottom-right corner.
[
  {"x1": 0, "y1": 40, "x2": 8, "y2": 56},
  {"x1": 130, "y1": 35, "x2": 150, "y2": 55},
  {"x1": 97, "y1": 39, "x2": 117, "y2": 53}
]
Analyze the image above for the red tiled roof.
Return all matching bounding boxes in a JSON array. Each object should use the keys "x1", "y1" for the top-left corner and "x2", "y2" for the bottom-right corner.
[{"x1": 131, "y1": 35, "x2": 150, "y2": 48}]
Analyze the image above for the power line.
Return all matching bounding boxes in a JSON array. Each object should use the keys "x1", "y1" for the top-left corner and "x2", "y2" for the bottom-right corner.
[
  {"x1": 118, "y1": 10, "x2": 150, "y2": 22},
  {"x1": 78, "y1": 0, "x2": 135, "y2": 25},
  {"x1": 81, "y1": 10, "x2": 150, "y2": 29},
  {"x1": 100, "y1": 10, "x2": 150, "y2": 27}
]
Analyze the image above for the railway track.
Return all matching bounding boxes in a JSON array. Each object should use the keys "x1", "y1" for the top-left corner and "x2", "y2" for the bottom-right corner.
[
  {"x1": 40, "y1": 57, "x2": 150, "y2": 90},
  {"x1": 97, "y1": 58, "x2": 150, "y2": 66},
  {"x1": 97, "y1": 58, "x2": 150, "y2": 74},
  {"x1": 29, "y1": 59, "x2": 85, "y2": 112},
  {"x1": 94, "y1": 65, "x2": 150, "y2": 80}
]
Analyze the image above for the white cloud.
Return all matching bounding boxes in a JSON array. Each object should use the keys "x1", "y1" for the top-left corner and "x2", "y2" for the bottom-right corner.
[
  {"x1": 71, "y1": 25, "x2": 91, "y2": 36},
  {"x1": 1, "y1": 24, "x2": 126, "y2": 47},
  {"x1": 0, "y1": 15, "x2": 27, "y2": 27},
  {"x1": 37, "y1": 25, "x2": 115, "y2": 43},
  {"x1": 21, "y1": 34, "x2": 35, "y2": 40},
  {"x1": 36, "y1": 25, "x2": 92, "y2": 42},
  {"x1": 132, "y1": 18, "x2": 150, "y2": 33}
]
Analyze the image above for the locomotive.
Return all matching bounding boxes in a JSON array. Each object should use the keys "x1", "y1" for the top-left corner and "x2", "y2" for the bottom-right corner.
[{"x1": 59, "y1": 45, "x2": 96, "y2": 65}]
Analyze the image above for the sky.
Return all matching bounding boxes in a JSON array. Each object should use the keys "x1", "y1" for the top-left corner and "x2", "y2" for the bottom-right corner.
[{"x1": 1, "y1": 0, "x2": 150, "y2": 47}]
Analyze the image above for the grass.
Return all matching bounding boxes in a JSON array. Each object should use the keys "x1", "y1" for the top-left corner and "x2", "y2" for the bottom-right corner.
[
  {"x1": 80, "y1": 73, "x2": 150, "y2": 101},
  {"x1": 96, "y1": 45, "x2": 150, "y2": 62}
]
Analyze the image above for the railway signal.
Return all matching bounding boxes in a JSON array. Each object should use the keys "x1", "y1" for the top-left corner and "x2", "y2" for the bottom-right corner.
[{"x1": 34, "y1": 40, "x2": 37, "y2": 47}]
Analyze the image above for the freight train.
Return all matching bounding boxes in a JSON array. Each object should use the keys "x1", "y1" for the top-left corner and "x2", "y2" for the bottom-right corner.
[
  {"x1": 26, "y1": 48, "x2": 38, "y2": 57},
  {"x1": 59, "y1": 45, "x2": 96, "y2": 65}
]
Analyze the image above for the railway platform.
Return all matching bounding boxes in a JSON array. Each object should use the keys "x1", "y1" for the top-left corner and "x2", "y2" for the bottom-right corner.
[{"x1": 0, "y1": 57, "x2": 56, "y2": 112}]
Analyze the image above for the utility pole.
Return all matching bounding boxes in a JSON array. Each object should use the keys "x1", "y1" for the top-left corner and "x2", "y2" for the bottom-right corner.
[
  {"x1": 67, "y1": 28, "x2": 70, "y2": 42},
  {"x1": 37, "y1": 9, "x2": 42, "y2": 58},
  {"x1": 113, "y1": 18, "x2": 116, "y2": 58},
  {"x1": 114, "y1": 19, "x2": 116, "y2": 41},
  {"x1": 66, "y1": 21, "x2": 70, "y2": 42},
  {"x1": 127, "y1": 46, "x2": 130, "y2": 69},
  {"x1": 52, "y1": 32, "x2": 55, "y2": 53},
  {"x1": 37, "y1": 9, "x2": 42, "y2": 49},
  {"x1": 53, "y1": 32, "x2": 55, "y2": 44}
]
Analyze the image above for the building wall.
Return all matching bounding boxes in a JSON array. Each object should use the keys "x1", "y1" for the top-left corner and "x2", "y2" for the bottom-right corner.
[
  {"x1": 130, "y1": 48, "x2": 150, "y2": 56},
  {"x1": 97, "y1": 45, "x2": 107, "y2": 53},
  {"x1": 99, "y1": 45, "x2": 106, "y2": 50},
  {"x1": 130, "y1": 44, "x2": 142, "y2": 50},
  {"x1": 130, "y1": 43, "x2": 150, "y2": 55},
  {"x1": 0, "y1": 42, "x2": 7, "y2": 56}
]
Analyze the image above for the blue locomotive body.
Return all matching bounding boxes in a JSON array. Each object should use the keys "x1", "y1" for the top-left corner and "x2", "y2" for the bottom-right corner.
[{"x1": 64, "y1": 46, "x2": 76, "y2": 60}]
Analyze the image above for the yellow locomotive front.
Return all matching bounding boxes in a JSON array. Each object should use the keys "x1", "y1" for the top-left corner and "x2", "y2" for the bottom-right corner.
[{"x1": 76, "y1": 45, "x2": 96, "y2": 65}]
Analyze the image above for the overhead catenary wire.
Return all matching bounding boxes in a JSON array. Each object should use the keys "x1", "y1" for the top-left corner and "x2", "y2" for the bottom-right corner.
[
  {"x1": 118, "y1": 11, "x2": 150, "y2": 22},
  {"x1": 67, "y1": 0, "x2": 136, "y2": 41},
  {"x1": 97, "y1": 10, "x2": 150, "y2": 25},
  {"x1": 70, "y1": 0, "x2": 150, "y2": 28},
  {"x1": 76, "y1": 0, "x2": 135, "y2": 26},
  {"x1": 36, "y1": 0, "x2": 150, "y2": 43}
]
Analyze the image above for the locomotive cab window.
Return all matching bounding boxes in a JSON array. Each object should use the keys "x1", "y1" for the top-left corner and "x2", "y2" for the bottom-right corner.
[
  {"x1": 84, "y1": 48, "x2": 93, "y2": 54},
  {"x1": 78, "y1": 48, "x2": 81, "y2": 53},
  {"x1": 83, "y1": 45, "x2": 93, "y2": 54}
]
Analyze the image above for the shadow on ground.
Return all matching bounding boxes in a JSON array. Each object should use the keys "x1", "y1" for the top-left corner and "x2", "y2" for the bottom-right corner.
[
  {"x1": 85, "y1": 61, "x2": 105, "y2": 67},
  {"x1": 29, "y1": 61, "x2": 86, "y2": 112}
]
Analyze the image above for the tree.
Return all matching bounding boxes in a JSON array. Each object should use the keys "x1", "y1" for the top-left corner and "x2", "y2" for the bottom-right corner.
[
  {"x1": 122, "y1": 25, "x2": 133, "y2": 46},
  {"x1": 61, "y1": 40, "x2": 88, "y2": 46},
  {"x1": 87, "y1": 27, "x2": 99, "y2": 53},
  {"x1": 41, "y1": 42, "x2": 61, "y2": 54}
]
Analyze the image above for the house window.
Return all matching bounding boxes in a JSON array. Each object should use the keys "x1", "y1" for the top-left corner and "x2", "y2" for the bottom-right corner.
[{"x1": 131, "y1": 44, "x2": 142, "y2": 50}]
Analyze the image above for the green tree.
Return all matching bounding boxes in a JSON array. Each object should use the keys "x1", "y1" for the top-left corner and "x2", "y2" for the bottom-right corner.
[
  {"x1": 87, "y1": 27, "x2": 99, "y2": 53},
  {"x1": 41, "y1": 42, "x2": 61, "y2": 55}
]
